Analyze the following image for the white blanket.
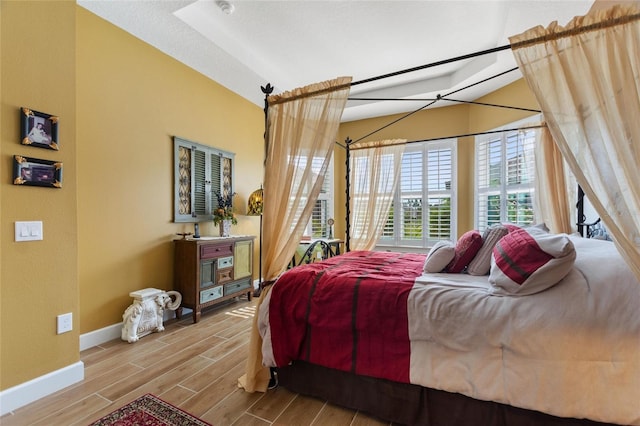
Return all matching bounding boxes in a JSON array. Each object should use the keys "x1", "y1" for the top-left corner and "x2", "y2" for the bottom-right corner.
[{"x1": 409, "y1": 236, "x2": 640, "y2": 425}]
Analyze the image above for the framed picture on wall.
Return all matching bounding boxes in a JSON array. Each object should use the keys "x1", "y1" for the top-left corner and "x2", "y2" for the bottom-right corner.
[
  {"x1": 13, "y1": 155, "x2": 63, "y2": 188},
  {"x1": 20, "y1": 107, "x2": 59, "y2": 150}
]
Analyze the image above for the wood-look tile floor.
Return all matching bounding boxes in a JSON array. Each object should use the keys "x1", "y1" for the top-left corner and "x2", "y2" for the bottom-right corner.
[{"x1": 1, "y1": 298, "x2": 391, "y2": 426}]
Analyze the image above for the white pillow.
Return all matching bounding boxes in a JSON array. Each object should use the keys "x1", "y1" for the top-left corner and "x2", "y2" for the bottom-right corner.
[
  {"x1": 423, "y1": 241, "x2": 455, "y2": 273},
  {"x1": 467, "y1": 225, "x2": 509, "y2": 276}
]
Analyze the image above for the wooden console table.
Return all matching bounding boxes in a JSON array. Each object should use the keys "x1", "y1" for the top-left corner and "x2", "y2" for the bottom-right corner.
[{"x1": 173, "y1": 235, "x2": 254, "y2": 323}]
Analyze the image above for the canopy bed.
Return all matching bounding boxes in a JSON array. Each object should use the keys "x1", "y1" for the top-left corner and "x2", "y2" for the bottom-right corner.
[
  {"x1": 260, "y1": 233, "x2": 639, "y2": 426},
  {"x1": 240, "y1": 5, "x2": 640, "y2": 426}
]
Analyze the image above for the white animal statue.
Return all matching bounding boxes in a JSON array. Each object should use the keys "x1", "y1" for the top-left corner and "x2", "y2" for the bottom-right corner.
[{"x1": 122, "y1": 288, "x2": 182, "y2": 343}]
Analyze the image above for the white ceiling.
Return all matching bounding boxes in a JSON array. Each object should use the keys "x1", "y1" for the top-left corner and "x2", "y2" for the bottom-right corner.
[{"x1": 77, "y1": 0, "x2": 594, "y2": 122}]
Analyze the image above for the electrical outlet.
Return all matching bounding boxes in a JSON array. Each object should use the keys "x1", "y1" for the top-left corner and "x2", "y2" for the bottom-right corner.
[{"x1": 57, "y1": 313, "x2": 73, "y2": 334}]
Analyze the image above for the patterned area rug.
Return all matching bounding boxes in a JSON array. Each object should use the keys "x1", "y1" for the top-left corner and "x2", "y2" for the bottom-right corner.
[{"x1": 89, "y1": 394, "x2": 211, "y2": 426}]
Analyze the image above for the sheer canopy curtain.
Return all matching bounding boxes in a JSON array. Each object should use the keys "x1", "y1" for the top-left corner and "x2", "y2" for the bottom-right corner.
[
  {"x1": 239, "y1": 76, "x2": 351, "y2": 393},
  {"x1": 533, "y1": 124, "x2": 575, "y2": 234},
  {"x1": 262, "y1": 76, "x2": 351, "y2": 283},
  {"x1": 510, "y1": 5, "x2": 640, "y2": 281},
  {"x1": 349, "y1": 140, "x2": 406, "y2": 250}
]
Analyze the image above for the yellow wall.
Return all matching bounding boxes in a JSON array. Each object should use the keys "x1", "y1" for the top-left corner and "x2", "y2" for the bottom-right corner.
[
  {"x1": 335, "y1": 79, "x2": 540, "y2": 242},
  {"x1": 1, "y1": 3, "x2": 263, "y2": 391},
  {"x1": 1, "y1": 1, "x2": 78, "y2": 389},
  {"x1": 76, "y1": 8, "x2": 264, "y2": 333}
]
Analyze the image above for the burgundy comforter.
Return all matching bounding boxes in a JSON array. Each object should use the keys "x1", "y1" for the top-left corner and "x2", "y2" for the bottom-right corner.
[{"x1": 267, "y1": 250, "x2": 425, "y2": 383}]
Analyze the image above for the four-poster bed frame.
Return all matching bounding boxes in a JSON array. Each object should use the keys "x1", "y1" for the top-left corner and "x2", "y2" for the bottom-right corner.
[
  {"x1": 256, "y1": 38, "x2": 619, "y2": 426},
  {"x1": 261, "y1": 43, "x2": 590, "y2": 253}
]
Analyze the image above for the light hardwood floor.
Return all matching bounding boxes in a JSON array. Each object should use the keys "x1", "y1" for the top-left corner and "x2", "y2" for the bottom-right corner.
[{"x1": 1, "y1": 298, "x2": 391, "y2": 426}]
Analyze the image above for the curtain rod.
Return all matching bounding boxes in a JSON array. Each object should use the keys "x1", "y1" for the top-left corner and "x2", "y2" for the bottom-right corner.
[
  {"x1": 347, "y1": 124, "x2": 546, "y2": 150},
  {"x1": 348, "y1": 96, "x2": 540, "y2": 113},
  {"x1": 511, "y1": 11, "x2": 640, "y2": 49},
  {"x1": 268, "y1": 10, "x2": 640, "y2": 105},
  {"x1": 267, "y1": 44, "x2": 514, "y2": 105},
  {"x1": 350, "y1": 44, "x2": 512, "y2": 87},
  {"x1": 353, "y1": 10, "x2": 640, "y2": 85}
]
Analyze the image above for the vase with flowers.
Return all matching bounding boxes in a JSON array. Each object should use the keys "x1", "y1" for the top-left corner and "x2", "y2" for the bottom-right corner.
[{"x1": 213, "y1": 190, "x2": 237, "y2": 237}]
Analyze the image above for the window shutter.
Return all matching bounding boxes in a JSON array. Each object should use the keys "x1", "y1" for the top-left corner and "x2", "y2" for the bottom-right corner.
[
  {"x1": 210, "y1": 153, "x2": 221, "y2": 211},
  {"x1": 476, "y1": 137, "x2": 503, "y2": 230},
  {"x1": 475, "y1": 118, "x2": 538, "y2": 232},
  {"x1": 378, "y1": 139, "x2": 456, "y2": 248},
  {"x1": 304, "y1": 155, "x2": 333, "y2": 238},
  {"x1": 382, "y1": 203, "x2": 394, "y2": 237},
  {"x1": 400, "y1": 150, "x2": 423, "y2": 242},
  {"x1": 173, "y1": 136, "x2": 235, "y2": 223},
  {"x1": 193, "y1": 149, "x2": 207, "y2": 216},
  {"x1": 427, "y1": 147, "x2": 453, "y2": 241}
]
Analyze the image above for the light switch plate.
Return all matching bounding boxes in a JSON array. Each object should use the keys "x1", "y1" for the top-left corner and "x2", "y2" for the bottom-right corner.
[{"x1": 15, "y1": 221, "x2": 43, "y2": 242}]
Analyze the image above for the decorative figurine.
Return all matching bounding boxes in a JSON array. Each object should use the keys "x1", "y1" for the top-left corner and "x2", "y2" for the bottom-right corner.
[{"x1": 122, "y1": 288, "x2": 182, "y2": 343}]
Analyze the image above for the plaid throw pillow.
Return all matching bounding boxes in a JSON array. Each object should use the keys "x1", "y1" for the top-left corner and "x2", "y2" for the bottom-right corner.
[{"x1": 489, "y1": 228, "x2": 576, "y2": 296}]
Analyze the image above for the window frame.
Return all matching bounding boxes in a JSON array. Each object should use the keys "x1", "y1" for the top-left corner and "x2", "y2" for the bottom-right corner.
[
  {"x1": 376, "y1": 139, "x2": 457, "y2": 250},
  {"x1": 474, "y1": 115, "x2": 540, "y2": 232}
]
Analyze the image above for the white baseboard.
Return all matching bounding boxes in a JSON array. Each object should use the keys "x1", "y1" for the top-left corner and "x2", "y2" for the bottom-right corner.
[
  {"x1": 79, "y1": 322, "x2": 123, "y2": 352},
  {"x1": 79, "y1": 308, "x2": 193, "y2": 351},
  {"x1": 0, "y1": 361, "x2": 84, "y2": 415},
  {"x1": 1, "y1": 307, "x2": 200, "y2": 415}
]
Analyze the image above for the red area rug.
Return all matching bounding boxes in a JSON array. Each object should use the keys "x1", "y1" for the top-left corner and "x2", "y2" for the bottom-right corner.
[{"x1": 88, "y1": 393, "x2": 211, "y2": 426}]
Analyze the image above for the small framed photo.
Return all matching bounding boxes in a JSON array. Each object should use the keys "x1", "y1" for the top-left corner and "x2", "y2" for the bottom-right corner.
[
  {"x1": 13, "y1": 155, "x2": 63, "y2": 188},
  {"x1": 20, "y1": 107, "x2": 59, "y2": 150}
]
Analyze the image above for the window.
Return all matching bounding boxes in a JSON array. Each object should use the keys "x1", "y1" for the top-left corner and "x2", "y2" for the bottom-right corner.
[
  {"x1": 475, "y1": 118, "x2": 538, "y2": 232},
  {"x1": 304, "y1": 155, "x2": 334, "y2": 238},
  {"x1": 379, "y1": 139, "x2": 456, "y2": 248},
  {"x1": 173, "y1": 136, "x2": 234, "y2": 222}
]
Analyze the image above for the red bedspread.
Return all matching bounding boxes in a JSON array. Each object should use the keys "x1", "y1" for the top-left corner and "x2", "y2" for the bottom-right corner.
[{"x1": 268, "y1": 250, "x2": 425, "y2": 383}]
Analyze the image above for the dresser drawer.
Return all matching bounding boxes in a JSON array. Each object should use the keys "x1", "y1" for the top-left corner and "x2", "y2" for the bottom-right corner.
[
  {"x1": 200, "y1": 286, "x2": 223, "y2": 304},
  {"x1": 217, "y1": 267, "x2": 233, "y2": 284},
  {"x1": 224, "y1": 277, "x2": 251, "y2": 296},
  {"x1": 217, "y1": 256, "x2": 233, "y2": 268},
  {"x1": 200, "y1": 243, "x2": 233, "y2": 259}
]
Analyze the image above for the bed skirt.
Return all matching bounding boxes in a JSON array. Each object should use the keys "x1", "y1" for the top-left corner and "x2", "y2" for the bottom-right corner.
[{"x1": 276, "y1": 361, "x2": 616, "y2": 426}]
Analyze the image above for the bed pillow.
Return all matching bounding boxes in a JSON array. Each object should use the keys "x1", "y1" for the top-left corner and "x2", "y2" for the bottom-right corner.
[
  {"x1": 489, "y1": 228, "x2": 576, "y2": 296},
  {"x1": 525, "y1": 222, "x2": 550, "y2": 236},
  {"x1": 502, "y1": 223, "x2": 522, "y2": 233},
  {"x1": 445, "y1": 230, "x2": 483, "y2": 273},
  {"x1": 503, "y1": 222, "x2": 550, "y2": 235},
  {"x1": 467, "y1": 225, "x2": 509, "y2": 276},
  {"x1": 423, "y1": 240, "x2": 456, "y2": 273}
]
